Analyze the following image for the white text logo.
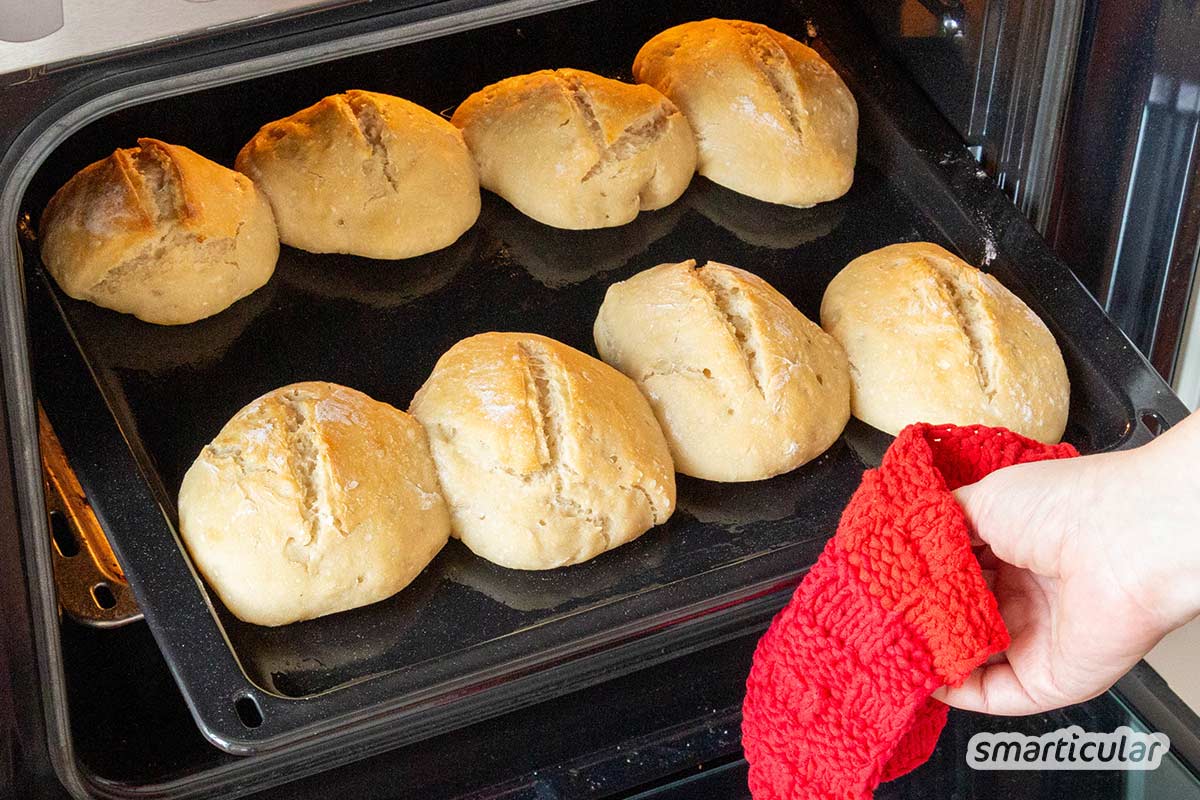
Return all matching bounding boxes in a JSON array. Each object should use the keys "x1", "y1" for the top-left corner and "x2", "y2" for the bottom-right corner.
[{"x1": 967, "y1": 726, "x2": 1170, "y2": 770}]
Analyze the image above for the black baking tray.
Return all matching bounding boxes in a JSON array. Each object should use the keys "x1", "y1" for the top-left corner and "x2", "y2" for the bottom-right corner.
[{"x1": 17, "y1": 0, "x2": 1182, "y2": 758}]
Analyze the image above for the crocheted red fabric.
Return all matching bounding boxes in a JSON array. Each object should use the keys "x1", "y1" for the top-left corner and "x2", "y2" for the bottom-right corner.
[{"x1": 742, "y1": 423, "x2": 1078, "y2": 799}]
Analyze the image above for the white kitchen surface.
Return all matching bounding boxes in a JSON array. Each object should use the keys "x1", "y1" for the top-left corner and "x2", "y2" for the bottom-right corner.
[
  {"x1": 1160, "y1": 248, "x2": 1199, "y2": 711},
  {"x1": 1176, "y1": 261, "x2": 1200, "y2": 411},
  {"x1": 0, "y1": 0, "x2": 342, "y2": 76},
  {"x1": 1148, "y1": 618, "x2": 1200, "y2": 714}
]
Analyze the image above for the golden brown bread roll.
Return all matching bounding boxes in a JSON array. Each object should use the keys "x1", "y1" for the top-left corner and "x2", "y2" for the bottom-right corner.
[
  {"x1": 594, "y1": 260, "x2": 850, "y2": 481},
  {"x1": 820, "y1": 242, "x2": 1071, "y2": 443},
  {"x1": 178, "y1": 382, "x2": 450, "y2": 626},
  {"x1": 39, "y1": 138, "x2": 278, "y2": 325},
  {"x1": 633, "y1": 19, "x2": 857, "y2": 207},
  {"x1": 236, "y1": 90, "x2": 480, "y2": 259},
  {"x1": 451, "y1": 69, "x2": 697, "y2": 229},
  {"x1": 410, "y1": 332, "x2": 676, "y2": 569}
]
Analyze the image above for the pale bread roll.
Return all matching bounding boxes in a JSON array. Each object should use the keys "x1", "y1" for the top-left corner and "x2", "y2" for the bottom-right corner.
[
  {"x1": 236, "y1": 90, "x2": 480, "y2": 259},
  {"x1": 451, "y1": 69, "x2": 697, "y2": 230},
  {"x1": 594, "y1": 260, "x2": 850, "y2": 482},
  {"x1": 633, "y1": 19, "x2": 857, "y2": 207},
  {"x1": 409, "y1": 332, "x2": 676, "y2": 570},
  {"x1": 178, "y1": 382, "x2": 450, "y2": 626},
  {"x1": 820, "y1": 242, "x2": 1070, "y2": 443},
  {"x1": 39, "y1": 138, "x2": 278, "y2": 325}
]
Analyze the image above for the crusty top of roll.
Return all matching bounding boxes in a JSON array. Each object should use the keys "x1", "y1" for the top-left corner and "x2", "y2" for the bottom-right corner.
[
  {"x1": 236, "y1": 90, "x2": 480, "y2": 259},
  {"x1": 820, "y1": 242, "x2": 1071, "y2": 443},
  {"x1": 39, "y1": 138, "x2": 278, "y2": 325},
  {"x1": 633, "y1": 19, "x2": 857, "y2": 207},
  {"x1": 410, "y1": 332, "x2": 676, "y2": 570},
  {"x1": 594, "y1": 260, "x2": 850, "y2": 482},
  {"x1": 178, "y1": 381, "x2": 450, "y2": 626},
  {"x1": 451, "y1": 69, "x2": 697, "y2": 229}
]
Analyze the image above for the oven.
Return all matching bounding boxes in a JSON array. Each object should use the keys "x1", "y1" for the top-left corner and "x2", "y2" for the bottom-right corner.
[{"x1": 2, "y1": 1, "x2": 1199, "y2": 798}]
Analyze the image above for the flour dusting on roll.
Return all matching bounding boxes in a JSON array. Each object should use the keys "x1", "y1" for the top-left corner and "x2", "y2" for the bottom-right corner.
[
  {"x1": 40, "y1": 138, "x2": 278, "y2": 325},
  {"x1": 595, "y1": 260, "x2": 850, "y2": 482},
  {"x1": 820, "y1": 242, "x2": 1070, "y2": 443},
  {"x1": 237, "y1": 90, "x2": 480, "y2": 259},
  {"x1": 452, "y1": 69, "x2": 697, "y2": 230},
  {"x1": 410, "y1": 332, "x2": 676, "y2": 569},
  {"x1": 633, "y1": 19, "x2": 857, "y2": 207},
  {"x1": 179, "y1": 382, "x2": 450, "y2": 626}
]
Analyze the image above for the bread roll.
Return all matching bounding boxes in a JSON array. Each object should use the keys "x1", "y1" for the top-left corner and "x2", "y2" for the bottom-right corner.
[
  {"x1": 178, "y1": 382, "x2": 450, "y2": 626},
  {"x1": 594, "y1": 260, "x2": 850, "y2": 482},
  {"x1": 236, "y1": 90, "x2": 480, "y2": 259},
  {"x1": 451, "y1": 69, "x2": 697, "y2": 229},
  {"x1": 39, "y1": 138, "x2": 278, "y2": 325},
  {"x1": 633, "y1": 19, "x2": 857, "y2": 207},
  {"x1": 820, "y1": 242, "x2": 1070, "y2": 443},
  {"x1": 409, "y1": 332, "x2": 675, "y2": 569}
]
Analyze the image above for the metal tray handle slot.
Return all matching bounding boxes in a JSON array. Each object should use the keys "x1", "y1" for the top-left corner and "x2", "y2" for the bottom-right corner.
[{"x1": 39, "y1": 404, "x2": 142, "y2": 627}]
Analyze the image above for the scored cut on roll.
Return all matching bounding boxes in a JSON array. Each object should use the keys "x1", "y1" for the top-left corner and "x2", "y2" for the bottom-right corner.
[
  {"x1": 820, "y1": 242, "x2": 1071, "y2": 443},
  {"x1": 633, "y1": 18, "x2": 858, "y2": 208},
  {"x1": 178, "y1": 382, "x2": 451, "y2": 626},
  {"x1": 409, "y1": 332, "x2": 676, "y2": 570},
  {"x1": 594, "y1": 260, "x2": 851, "y2": 482},
  {"x1": 451, "y1": 69, "x2": 697, "y2": 230},
  {"x1": 236, "y1": 90, "x2": 480, "y2": 259},
  {"x1": 39, "y1": 138, "x2": 279, "y2": 325}
]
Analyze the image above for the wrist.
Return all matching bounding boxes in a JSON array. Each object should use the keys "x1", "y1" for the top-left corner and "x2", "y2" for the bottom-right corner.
[
  {"x1": 1100, "y1": 433, "x2": 1200, "y2": 632},
  {"x1": 1149, "y1": 414, "x2": 1200, "y2": 627}
]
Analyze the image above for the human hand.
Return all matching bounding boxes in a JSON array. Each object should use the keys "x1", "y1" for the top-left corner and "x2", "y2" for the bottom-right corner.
[{"x1": 934, "y1": 411, "x2": 1200, "y2": 715}]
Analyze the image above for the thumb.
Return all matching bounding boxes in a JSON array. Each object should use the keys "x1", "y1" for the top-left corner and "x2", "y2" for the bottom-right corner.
[
  {"x1": 952, "y1": 480, "x2": 988, "y2": 548},
  {"x1": 932, "y1": 663, "x2": 1045, "y2": 716},
  {"x1": 952, "y1": 470, "x2": 1012, "y2": 550},
  {"x1": 952, "y1": 458, "x2": 1083, "y2": 577}
]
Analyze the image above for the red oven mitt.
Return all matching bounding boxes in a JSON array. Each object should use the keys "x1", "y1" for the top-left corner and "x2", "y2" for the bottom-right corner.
[{"x1": 742, "y1": 423, "x2": 1078, "y2": 799}]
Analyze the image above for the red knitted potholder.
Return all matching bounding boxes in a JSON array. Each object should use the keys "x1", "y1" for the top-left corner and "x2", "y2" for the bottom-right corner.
[{"x1": 742, "y1": 423, "x2": 1078, "y2": 799}]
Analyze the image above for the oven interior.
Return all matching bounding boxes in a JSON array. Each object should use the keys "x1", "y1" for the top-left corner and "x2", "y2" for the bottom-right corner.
[{"x1": 8, "y1": 0, "x2": 1197, "y2": 796}]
